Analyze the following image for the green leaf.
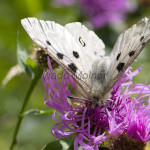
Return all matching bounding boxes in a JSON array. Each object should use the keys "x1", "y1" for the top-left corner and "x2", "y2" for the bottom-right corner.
[
  {"x1": 59, "y1": 140, "x2": 69, "y2": 150},
  {"x1": 42, "y1": 141, "x2": 62, "y2": 150},
  {"x1": 17, "y1": 41, "x2": 35, "y2": 78},
  {"x1": 26, "y1": 57, "x2": 37, "y2": 70},
  {"x1": 26, "y1": 57, "x2": 39, "y2": 75},
  {"x1": 20, "y1": 109, "x2": 55, "y2": 117},
  {"x1": 42, "y1": 137, "x2": 75, "y2": 150},
  {"x1": 59, "y1": 134, "x2": 75, "y2": 150}
]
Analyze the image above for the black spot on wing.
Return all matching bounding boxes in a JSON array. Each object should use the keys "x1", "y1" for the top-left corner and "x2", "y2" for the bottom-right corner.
[
  {"x1": 117, "y1": 63, "x2": 125, "y2": 72},
  {"x1": 68, "y1": 63, "x2": 77, "y2": 73},
  {"x1": 57, "y1": 53, "x2": 64, "y2": 59},
  {"x1": 79, "y1": 37, "x2": 86, "y2": 47},
  {"x1": 129, "y1": 51, "x2": 135, "y2": 57},
  {"x1": 142, "y1": 42, "x2": 146, "y2": 46},
  {"x1": 73, "y1": 51, "x2": 79, "y2": 58},
  {"x1": 46, "y1": 40, "x2": 51, "y2": 45},
  {"x1": 140, "y1": 36, "x2": 144, "y2": 41},
  {"x1": 116, "y1": 52, "x2": 121, "y2": 60}
]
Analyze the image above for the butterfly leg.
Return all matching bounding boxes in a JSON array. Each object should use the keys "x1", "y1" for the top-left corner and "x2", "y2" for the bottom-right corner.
[{"x1": 107, "y1": 99, "x2": 119, "y2": 113}]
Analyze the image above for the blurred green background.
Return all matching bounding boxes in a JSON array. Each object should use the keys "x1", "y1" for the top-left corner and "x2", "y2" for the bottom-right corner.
[{"x1": 0, "y1": 0, "x2": 150, "y2": 150}]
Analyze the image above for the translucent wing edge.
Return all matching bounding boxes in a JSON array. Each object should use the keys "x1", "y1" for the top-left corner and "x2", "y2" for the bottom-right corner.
[{"x1": 106, "y1": 17, "x2": 150, "y2": 93}]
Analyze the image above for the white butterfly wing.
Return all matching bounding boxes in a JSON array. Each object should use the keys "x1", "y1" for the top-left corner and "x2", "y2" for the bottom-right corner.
[
  {"x1": 65, "y1": 22, "x2": 105, "y2": 58},
  {"x1": 107, "y1": 17, "x2": 150, "y2": 92},
  {"x1": 21, "y1": 18, "x2": 106, "y2": 91}
]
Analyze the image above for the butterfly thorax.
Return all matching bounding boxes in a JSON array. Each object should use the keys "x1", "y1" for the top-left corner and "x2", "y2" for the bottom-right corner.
[{"x1": 88, "y1": 56, "x2": 112, "y2": 105}]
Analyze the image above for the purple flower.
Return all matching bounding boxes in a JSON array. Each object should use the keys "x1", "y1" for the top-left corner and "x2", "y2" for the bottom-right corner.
[
  {"x1": 54, "y1": 0, "x2": 135, "y2": 28},
  {"x1": 42, "y1": 58, "x2": 150, "y2": 150},
  {"x1": 80, "y1": 0, "x2": 133, "y2": 28}
]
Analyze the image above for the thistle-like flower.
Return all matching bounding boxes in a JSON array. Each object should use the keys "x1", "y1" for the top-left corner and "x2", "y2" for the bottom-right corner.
[{"x1": 42, "y1": 58, "x2": 150, "y2": 150}]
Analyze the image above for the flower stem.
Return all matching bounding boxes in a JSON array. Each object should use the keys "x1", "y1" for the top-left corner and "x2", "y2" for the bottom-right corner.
[{"x1": 9, "y1": 73, "x2": 41, "y2": 150}]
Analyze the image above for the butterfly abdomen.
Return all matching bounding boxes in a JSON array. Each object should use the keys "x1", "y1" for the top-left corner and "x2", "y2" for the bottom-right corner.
[{"x1": 89, "y1": 57, "x2": 111, "y2": 104}]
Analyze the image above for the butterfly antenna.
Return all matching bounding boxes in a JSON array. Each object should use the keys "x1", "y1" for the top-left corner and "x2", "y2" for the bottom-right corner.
[{"x1": 67, "y1": 96, "x2": 92, "y2": 101}]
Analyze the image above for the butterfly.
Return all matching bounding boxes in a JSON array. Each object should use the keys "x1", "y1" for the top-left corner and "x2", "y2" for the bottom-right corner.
[{"x1": 21, "y1": 17, "x2": 150, "y2": 106}]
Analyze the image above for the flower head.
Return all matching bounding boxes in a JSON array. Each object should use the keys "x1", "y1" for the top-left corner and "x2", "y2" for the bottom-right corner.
[{"x1": 42, "y1": 58, "x2": 150, "y2": 150}]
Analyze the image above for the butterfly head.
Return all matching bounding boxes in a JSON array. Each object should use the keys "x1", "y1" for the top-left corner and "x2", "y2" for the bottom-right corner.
[{"x1": 90, "y1": 91, "x2": 111, "y2": 107}]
